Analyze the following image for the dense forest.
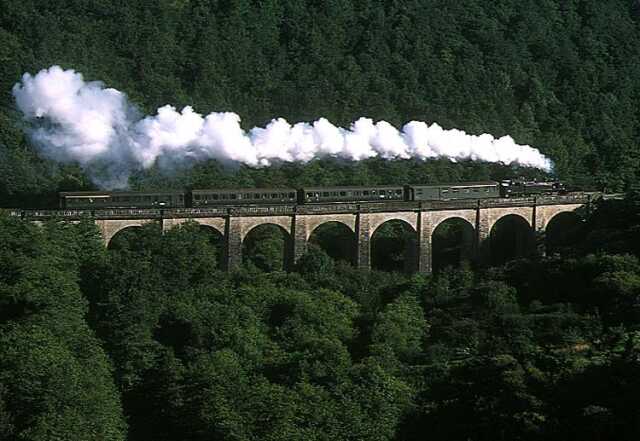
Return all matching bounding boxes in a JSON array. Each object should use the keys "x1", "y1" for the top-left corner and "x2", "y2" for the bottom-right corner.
[
  {"x1": 1, "y1": 0, "x2": 640, "y2": 204},
  {"x1": 2, "y1": 187, "x2": 640, "y2": 440},
  {"x1": 2, "y1": 1, "x2": 640, "y2": 440}
]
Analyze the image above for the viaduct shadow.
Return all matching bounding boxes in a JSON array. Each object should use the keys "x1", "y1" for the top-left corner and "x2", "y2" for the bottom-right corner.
[
  {"x1": 488, "y1": 214, "x2": 535, "y2": 266},
  {"x1": 432, "y1": 217, "x2": 475, "y2": 273},
  {"x1": 371, "y1": 219, "x2": 418, "y2": 273},
  {"x1": 308, "y1": 221, "x2": 356, "y2": 265}
]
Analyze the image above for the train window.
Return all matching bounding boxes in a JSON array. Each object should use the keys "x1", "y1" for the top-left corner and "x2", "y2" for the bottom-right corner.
[
  {"x1": 289, "y1": 192, "x2": 295, "y2": 198},
  {"x1": 363, "y1": 191, "x2": 369, "y2": 196},
  {"x1": 221, "y1": 194, "x2": 229, "y2": 200},
  {"x1": 396, "y1": 189, "x2": 403, "y2": 195},
  {"x1": 339, "y1": 191, "x2": 346, "y2": 196},
  {"x1": 271, "y1": 193, "x2": 277, "y2": 198},
  {"x1": 306, "y1": 193, "x2": 313, "y2": 198},
  {"x1": 231, "y1": 194, "x2": 237, "y2": 199},
  {"x1": 212, "y1": 194, "x2": 219, "y2": 200}
]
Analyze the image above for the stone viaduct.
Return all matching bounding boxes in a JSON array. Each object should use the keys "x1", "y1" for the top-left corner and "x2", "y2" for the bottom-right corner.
[{"x1": 11, "y1": 194, "x2": 594, "y2": 273}]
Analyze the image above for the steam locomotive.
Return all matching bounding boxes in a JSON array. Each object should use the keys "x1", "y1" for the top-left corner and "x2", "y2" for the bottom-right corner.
[{"x1": 59, "y1": 179, "x2": 567, "y2": 209}]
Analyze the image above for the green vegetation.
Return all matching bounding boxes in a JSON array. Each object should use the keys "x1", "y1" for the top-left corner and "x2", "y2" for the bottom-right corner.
[
  {"x1": 2, "y1": 0, "x2": 640, "y2": 206},
  {"x1": 2, "y1": 1, "x2": 640, "y2": 439},
  {"x1": 1, "y1": 187, "x2": 640, "y2": 441}
]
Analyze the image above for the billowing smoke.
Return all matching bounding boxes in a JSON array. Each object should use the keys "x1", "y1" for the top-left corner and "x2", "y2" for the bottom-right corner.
[{"x1": 13, "y1": 66, "x2": 553, "y2": 188}]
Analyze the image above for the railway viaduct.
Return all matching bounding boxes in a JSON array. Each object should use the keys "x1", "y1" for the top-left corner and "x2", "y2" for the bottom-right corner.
[{"x1": 11, "y1": 194, "x2": 596, "y2": 273}]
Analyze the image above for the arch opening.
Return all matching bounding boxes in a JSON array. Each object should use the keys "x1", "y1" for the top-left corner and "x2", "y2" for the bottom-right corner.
[
  {"x1": 545, "y1": 211, "x2": 583, "y2": 257},
  {"x1": 308, "y1": 221, "x2": 356, "y2": 265},
  {"x1": 488, "y1": 214, "x2": 534, "y2": 266},
  {"x1": 371, "y1": 219, "x2": 418, "y2": 273},
  {"x1": 242, "y1": 224, "x2": 292, "y2": 272},
  {"x1": 108, "y1": 225, "x2": 147, "y2": 252},
  {"x1": 198, "y1": 225, "x2": 225, "y2": 269},
  {"x1": 432, "y1": 217, "x2": 475, "y2": 272}
]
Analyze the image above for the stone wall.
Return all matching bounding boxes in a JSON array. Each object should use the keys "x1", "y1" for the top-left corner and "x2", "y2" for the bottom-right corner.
[{"x1": 94, "y1": 200, "x2": 587, "y2": 273}]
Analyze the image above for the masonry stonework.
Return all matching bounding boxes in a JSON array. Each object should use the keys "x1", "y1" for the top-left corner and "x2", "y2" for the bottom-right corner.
[{"x1": 92, "y1": 199, "x2": 588, "y2": 274}]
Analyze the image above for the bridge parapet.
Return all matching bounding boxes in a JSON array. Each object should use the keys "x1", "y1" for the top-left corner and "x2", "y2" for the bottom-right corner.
[
  {"x1": 21, "y1": 209, "x2": 95, "y2": 220},
  {"x1": 5, "y1": 192, "x2": 599, "y2": 221},
  {"x1": 95, "y1": 209, "x2": 162, "y2": 219},
  {"x1": 230, "y1": 205, "x2": 296, "y2": 216},
  {"x1": 535, "y1": 193, "x2": 594, "y2": 205},
  {"x1": 171, "y1": 207, "x2": 228, "y2": 217}
]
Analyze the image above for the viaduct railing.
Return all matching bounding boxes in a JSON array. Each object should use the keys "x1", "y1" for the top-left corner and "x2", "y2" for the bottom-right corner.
[{"x1": 5, "y1": 193, "x2": 599, "y2": 221}]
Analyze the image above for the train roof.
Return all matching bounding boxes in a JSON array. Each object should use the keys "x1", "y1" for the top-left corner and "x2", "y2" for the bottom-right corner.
[
  {"x1": 192, "y1": 188, "x2": 297, "y2": 193},
  {"x1": 409, "y1": 181, "x2": 499, "y2": 188},
  {"x1": 59, "y1": 190, "x2": 184, "y2": 197},
  {"x1": 300, "y1": 185, "x2": 404, "y2": 191}
]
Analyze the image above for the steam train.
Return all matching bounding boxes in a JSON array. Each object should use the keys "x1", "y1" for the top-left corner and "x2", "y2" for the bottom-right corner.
[{"x1": 59, "y1": 179, "x2": 567, "y2": 209}]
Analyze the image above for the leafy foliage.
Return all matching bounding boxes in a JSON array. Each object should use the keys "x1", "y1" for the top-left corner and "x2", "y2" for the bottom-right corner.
[{"x1": 2, "y1": 0, "x2": 640, "y2": 206}]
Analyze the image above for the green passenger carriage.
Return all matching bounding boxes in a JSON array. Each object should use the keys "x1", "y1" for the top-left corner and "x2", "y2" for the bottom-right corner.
[
  {"x1": 407, "y1": 181, "x2": 500, "y2": 201},
  {"x1": 59, "y1": 191, "x2": 186, "y2": 209},
  {"x1": 300, "y1": 185, "x2": 405, "y2": 204},
  {"x1": 191, "y1": 188, "x2": 297, "y2": 206}
]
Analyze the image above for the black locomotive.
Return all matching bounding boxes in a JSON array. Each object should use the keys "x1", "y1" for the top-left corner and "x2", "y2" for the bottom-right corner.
[{"x1": 59, "y1": 179, "x2": 567, "y2": 209}]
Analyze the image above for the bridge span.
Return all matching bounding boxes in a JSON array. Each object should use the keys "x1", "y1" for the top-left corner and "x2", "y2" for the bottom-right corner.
[{"x1": 7, "y1": 193, "x2": 597, "y2": 273}]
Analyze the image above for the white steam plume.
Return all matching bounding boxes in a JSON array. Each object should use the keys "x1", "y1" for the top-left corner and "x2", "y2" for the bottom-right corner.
[{"x1": 13, "y1": 66, "x2": 553, "y2": 188}]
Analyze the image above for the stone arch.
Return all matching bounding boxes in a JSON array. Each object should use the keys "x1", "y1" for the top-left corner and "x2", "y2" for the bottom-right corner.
[
  {"x1": 106, "y1": 225, "x2": 146, "y2": 250},
  {"x1": 537, "y1": 205, "x2": 583, "y2": 231},
  {"x1": 305, "y1": 215, "x2": 356, "y2": 241},
  {"x1": 431, "y1": 214, "x2": 476, "y2": 236},
  {"x1": 98, "y1": 219, "x2": 155, "y2": 246},
  {"x1": 487, "y1": 209, "x2": 532, "y2": 235},
  {"x1": 242, "y1": 222, "x2": 293, "y2": 271},
  {"x1": 431, "y1": 216, "x2": 476, "y2": 272},
  {"x1": 238, "y1": 216, "x2": 292, "y2": 242},
  {"x1": 369, "y1": 212, "x2": 418, "y2": 237},
  {"x1": 308, "y1": 220, "x2": 357, "y2": 265},
  {"x1": 488, "y1": 213, "x2": 535, "y2": 265},
  {"x1": 192, "y1": 218, "x2": 226, "y2": 237},
  {"x1": 162, "y1": 217, "x2": 226, "y2": 237},
  {"x1": 370, "y1": 218, "x2": 419, "y2": 272}
]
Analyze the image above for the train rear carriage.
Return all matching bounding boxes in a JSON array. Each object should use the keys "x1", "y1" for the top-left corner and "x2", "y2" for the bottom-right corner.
[
  {"x1": 59, "y1": 191, "x2": 111, "y2": 209},
  {"x1": 59, "y1": 191, "x2": 186, "y2": 208},
  {"x1": 301, "y1": 185, "x2": 405, "y2": 204},
  {"x1": 191, "y1": 188, "x2": 297, "y2": 206},
  {"x1": 408, "y1": 181, "x2": 500, "y2": 201}
]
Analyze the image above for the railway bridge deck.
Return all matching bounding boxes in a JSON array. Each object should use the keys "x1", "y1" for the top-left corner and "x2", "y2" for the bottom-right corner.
[{"x1": 7, "y1": 193, "x2": 598, "y2": 273}]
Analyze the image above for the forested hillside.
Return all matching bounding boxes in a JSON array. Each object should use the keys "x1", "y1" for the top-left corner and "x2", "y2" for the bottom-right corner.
[
  {"x1": 1, "y1": 0, "x2": 640, "y2": 204},
  {"x1": 2, "y1": 2, "x2": 640, "y2": 440},
  {"x1": 2, "y1": 187, "x2": 640, "y2": 440}
]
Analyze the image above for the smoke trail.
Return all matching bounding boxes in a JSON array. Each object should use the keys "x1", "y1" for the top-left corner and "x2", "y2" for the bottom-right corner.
[{"x1": 13, "y1": 66, "x2": 553, "y2": 188}]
